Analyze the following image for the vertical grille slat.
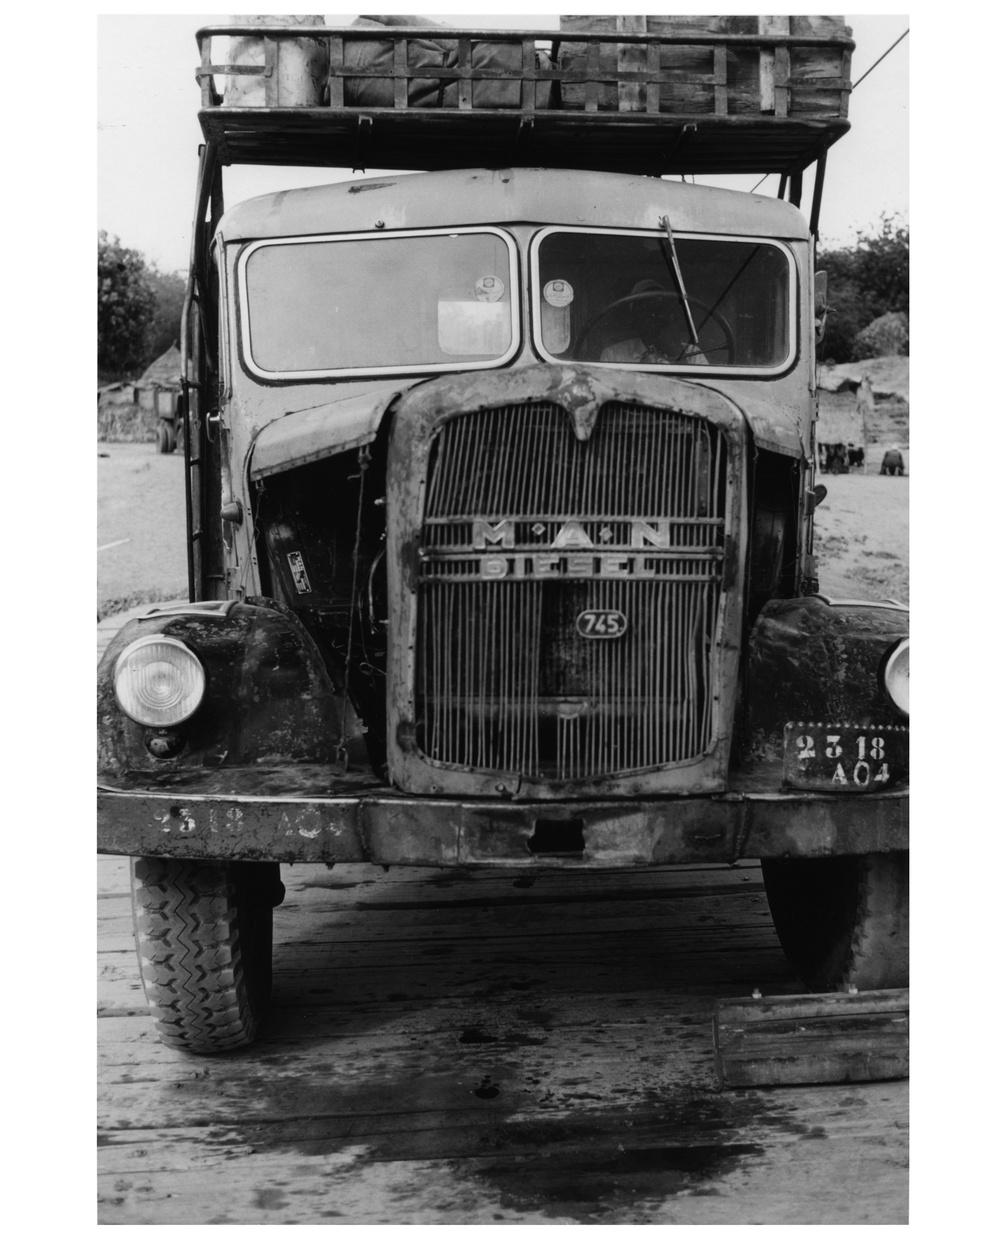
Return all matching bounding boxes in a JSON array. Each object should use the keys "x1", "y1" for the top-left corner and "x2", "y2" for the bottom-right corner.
[{"x1": 415, "y1": 400, "x2": 729, "y2": 781}]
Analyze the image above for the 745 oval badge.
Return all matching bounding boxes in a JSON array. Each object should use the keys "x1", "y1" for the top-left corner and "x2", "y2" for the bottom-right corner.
[{"x1": 576, "y1": 609, "x2": 628, "y2": 639}]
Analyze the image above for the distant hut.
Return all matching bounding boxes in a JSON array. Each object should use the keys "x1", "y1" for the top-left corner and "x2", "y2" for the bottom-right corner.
[{"x1": 136, "y1": 345, "x2": 182, "y2": 417}]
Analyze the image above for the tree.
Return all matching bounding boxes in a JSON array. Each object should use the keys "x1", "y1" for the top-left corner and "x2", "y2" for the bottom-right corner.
[
  {"x1": 146, "y1": 267, "x2": 187, "y2": 363},
  {"x1": 98, "y1": 231, "x2": 157, "y2": 381},
  {"x1": 818, "y1": 214, "x2": 909, "y2": 362}
]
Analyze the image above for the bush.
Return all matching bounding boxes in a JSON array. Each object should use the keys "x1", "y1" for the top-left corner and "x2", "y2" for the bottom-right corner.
[
  {"x1": 819, "y1": 214, "x2": 908, "y2": 363},
  {"x1": 852, "y1": 311, "x2": 908, "y2": 360},
  {"x1": 97, "y1": 403, "x2": 158, "y2": 443}
]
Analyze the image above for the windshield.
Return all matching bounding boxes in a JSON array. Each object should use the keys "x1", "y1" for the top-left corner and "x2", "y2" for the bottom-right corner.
[
  {"x1": 532, "y1": 228, "x2": 792, "y2": 371},
  {"x1": 240, "y1": 229, "x2": 518, "y2": 378}
]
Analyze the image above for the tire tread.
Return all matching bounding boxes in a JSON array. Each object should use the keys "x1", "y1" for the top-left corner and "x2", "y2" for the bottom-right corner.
[{"x1": 131, "y1": 858, "x2": 272, "y2": 1054}]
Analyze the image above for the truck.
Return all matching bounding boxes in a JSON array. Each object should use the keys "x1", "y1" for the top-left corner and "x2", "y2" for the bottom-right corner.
[{"x1": 97, "y1": 18, "x2": 908, "y2": 1054}]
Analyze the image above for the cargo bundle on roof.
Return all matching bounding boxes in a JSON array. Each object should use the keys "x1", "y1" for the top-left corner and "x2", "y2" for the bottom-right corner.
[
  {"x1": 198, "y1": 15, "x2": 853, "y2": 179},
  {"x1": 557, "y1": 15, "x2": 851, "y2": 119}
]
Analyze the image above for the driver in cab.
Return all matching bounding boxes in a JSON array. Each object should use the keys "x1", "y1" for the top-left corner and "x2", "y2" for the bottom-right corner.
[{"x1": 599, "y1": 279, "x2": 709, "y2": 365}]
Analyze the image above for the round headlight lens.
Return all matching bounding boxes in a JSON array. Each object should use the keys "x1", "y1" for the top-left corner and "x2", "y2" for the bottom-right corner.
[
  {"x1": 114, "y1": 635, "x2": 206, "y2": 727},
  {"x1": 881, "y1": 637, "x2": 909, "y2": 716}
]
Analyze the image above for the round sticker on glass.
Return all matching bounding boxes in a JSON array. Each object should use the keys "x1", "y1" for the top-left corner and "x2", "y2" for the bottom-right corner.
[
  {"x1": 544, "y1": 279, "x2": 574, "y2": 307},
  {"x1": 476, "y1": 276, "x2": 504, "y2": 303}
]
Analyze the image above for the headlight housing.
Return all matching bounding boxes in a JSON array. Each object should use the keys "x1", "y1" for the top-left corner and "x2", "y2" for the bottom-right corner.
[
  {"x1": 113, "y1": 635, "x2": 206, "y2": 727},
  {"x1": 880, "y1": 637, "x2": 909, "y2": 717}
]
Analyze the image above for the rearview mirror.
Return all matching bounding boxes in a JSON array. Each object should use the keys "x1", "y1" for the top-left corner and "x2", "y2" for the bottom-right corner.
[
  {"x1": 814, "y1": 270, "x2": 829, "y2": 342},
  {"x1": 814, "y1": 270, "x2": 829, "y2": 314}
]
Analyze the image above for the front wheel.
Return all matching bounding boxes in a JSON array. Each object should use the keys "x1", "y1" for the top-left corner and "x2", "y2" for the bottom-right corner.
[
  {"x1": 761, "y1": 852, "x2": 908, "y2": 991},
  {"x1": 131, "y1": 858, "x2": 283, "y2": 1053}
]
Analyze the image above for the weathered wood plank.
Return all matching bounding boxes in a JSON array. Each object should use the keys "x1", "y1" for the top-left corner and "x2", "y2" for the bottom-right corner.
[
  {"x1": 97, "y1": 1076, "x2": 906, "y2": 1166},
  {"x1": 97, "y1": 1077, "x2": 907, "y2": 1224},
  {"x1": 714, "y1": 990, "x2": 909, "y2": 1087}
]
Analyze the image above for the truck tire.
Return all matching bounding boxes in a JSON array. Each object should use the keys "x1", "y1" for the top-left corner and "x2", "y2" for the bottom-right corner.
[
  {"x1": 131, "y1": 858, "x2": 282, "y2": 1053},
  {"x1": 760, "y1": 852, "x2": 908, "y2": 991},
  {"x1": 156, "y1": 420, "x2": 175, "y2": 454}
]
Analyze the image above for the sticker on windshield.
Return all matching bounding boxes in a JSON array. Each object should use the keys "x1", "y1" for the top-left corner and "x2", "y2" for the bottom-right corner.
[
  {"x1": 544, "y1": 279, "x2": 574, "y2": 307},
  {"x1": 476, "y1": 276, "x2": 504, "y2": 303}
]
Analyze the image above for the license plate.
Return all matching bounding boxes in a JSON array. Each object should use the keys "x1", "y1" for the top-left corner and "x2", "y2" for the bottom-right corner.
[{"x1": 782, "y1": 722, "x2": 908, "y2": 791}]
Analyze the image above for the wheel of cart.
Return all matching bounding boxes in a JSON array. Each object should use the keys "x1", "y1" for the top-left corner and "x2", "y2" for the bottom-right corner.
[
  {"x1": 761, "y1": 852, "x2": 908, "y2": 991},
  {"x1": 131, "y1": 857, "x2": 284, "y2": 1052},
  {"x1": 155, "y1": 419, "x2": 176, "y2": 455}
]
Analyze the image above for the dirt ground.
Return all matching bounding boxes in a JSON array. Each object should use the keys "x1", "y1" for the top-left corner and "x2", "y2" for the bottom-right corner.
[
  {"x1": 97, "y1": 442, "x2": 188, "y2": 616},
  {"x1": 97, "y1": 437, "x2": 909, "y2": 612},
  {"x1": 812, "y1": 378, "x2": 909, "y2": 603},
  {"x1": 812, "y1": 468, "x2": 909, "y2": 603}
]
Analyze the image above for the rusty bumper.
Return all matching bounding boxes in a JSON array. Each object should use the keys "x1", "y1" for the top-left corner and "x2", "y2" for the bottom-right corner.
[{"x1": 97, "y1": 784, "x2": 907, "y2": 866}]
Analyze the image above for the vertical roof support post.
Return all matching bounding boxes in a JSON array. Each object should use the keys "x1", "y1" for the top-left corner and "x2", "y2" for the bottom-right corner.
[
  {"x1": 186, "y1": 142, "x2": 220, "y2": 348},
  {"x1": 585, "y1": 38, "x2": 600, "y2": 113},
  {"x1": 457, "y1": 38, "x2": 473, "y2": 110},
  {"x1": 645, "y1": 39, "x2": 660, "y2": 115},
  {"x1": 616, "y1": 15, "x2": 646, "y2": 113},
  {"x1": 758, "y1": 16, "x2": 790, "y2": 114},
  {"x1": 393, "y1": 37, "x2": 408, "y2": 109},
  {"x1": 328, "y1": 34, "x2": 344, "y2": 107},
  {"x1": 182, "y1": 140, "x2": 220, "y2": 605},
  {"x1": 520, "y1": 37, "x2": 534, "y2": 111},
  {"x1": 198, "y1": 29, "x2": 216, "y2": 107},
  {"x1": 263, "y1": 34, "x2": 278, "y2": 107},
  {"x1": 809, "y1": 150, "x2": 828, "y2": 240},
  {"x1": 713, "y1": 45, "x2": 728, "y2": 116}
]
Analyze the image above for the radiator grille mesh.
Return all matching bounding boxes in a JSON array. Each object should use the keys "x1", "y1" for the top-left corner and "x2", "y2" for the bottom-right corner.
[{"x1": 415, "y1": 401, "x2": 728, "y2": 779}]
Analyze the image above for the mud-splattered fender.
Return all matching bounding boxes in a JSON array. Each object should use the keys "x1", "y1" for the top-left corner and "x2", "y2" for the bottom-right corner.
[
  {"x1": 97, "y1": 598, "x2": 365, "y2": 782},
  {"x1": 744, "y1": 595, "x2": 909, "y2": 764}
]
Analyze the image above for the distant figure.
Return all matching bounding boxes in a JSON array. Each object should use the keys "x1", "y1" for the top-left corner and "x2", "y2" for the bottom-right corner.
[
  {"x1": 822, "y1": 442, "x2": 848, "y2": 474},
  {"x1": 848, "y1": 443, "x2": 865, "y2": 470},
  {"x1": 880, "y1": 446, "x2": 905, "y2": 476}
]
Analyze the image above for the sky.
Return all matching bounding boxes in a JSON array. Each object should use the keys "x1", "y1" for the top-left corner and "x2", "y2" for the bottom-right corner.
[{"x1": 97, "y1": 10, "x2": 909, "y2": 273}]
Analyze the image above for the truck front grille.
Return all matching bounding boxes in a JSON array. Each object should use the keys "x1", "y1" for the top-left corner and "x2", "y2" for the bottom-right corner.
[{"x1": 415, "y1": 400, "x2": 729, "y2": 780}]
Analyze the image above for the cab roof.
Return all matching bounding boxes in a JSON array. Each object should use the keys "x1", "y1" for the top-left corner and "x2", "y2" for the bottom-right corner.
[{"x1": 216, "y1": 167, "x2": 809, "y2": 244}]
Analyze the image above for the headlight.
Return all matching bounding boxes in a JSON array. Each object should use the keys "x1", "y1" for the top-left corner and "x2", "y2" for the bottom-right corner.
[
  {"x1": 114, "y1": 635, "x2": 206, "y2": 727},
  {"x1": 880, "y1": 637, "x2": 909, "y2": 716}
]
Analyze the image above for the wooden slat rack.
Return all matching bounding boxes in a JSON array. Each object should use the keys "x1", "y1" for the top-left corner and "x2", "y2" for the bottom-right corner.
[{"x1": 194, "y1": 24, "x2": 853, "y2": 178}]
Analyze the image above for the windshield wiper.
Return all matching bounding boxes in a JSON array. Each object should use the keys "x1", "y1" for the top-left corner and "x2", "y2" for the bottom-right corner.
[{"x1": 659, "y1": 215, "x2": 700, "y2": 348}]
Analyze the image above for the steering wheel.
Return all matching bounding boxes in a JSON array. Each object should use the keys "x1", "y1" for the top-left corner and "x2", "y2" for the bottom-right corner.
[{"x1": 572, "y1": 290, "x2": 735, "y2": 365}]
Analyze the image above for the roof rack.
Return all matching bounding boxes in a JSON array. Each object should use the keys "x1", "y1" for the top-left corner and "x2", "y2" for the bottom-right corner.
[{"x1": 194, "y1": 24, "x2": 853, "y2": 179}]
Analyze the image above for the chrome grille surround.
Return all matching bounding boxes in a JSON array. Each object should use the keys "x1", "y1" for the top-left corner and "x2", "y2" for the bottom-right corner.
[{"x1": 386, "y1": 366, "x2": 746, "y2": 800}]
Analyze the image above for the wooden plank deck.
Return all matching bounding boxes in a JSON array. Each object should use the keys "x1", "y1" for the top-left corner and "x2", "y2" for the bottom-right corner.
[{"x1": 98, "y1": 854, "x2": 908, "y2": 1224}]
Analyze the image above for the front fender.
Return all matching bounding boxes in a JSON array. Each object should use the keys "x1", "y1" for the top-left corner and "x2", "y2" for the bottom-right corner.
[
  {"x1": 744, "y1": 595, "x2": 909, "y2": 765},
  {"x1": 97, "y1": 598, "x2": 365, "y2": 784}
]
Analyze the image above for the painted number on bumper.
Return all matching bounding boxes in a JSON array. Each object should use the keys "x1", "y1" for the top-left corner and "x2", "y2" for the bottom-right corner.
[{"x1": 782, "y1": 721, "x2": 908, "y2": 791}]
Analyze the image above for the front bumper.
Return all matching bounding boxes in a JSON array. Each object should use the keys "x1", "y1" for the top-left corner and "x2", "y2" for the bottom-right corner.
[{"x1": 97, "y1": 774, "x2": 908, "y2": 866}]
